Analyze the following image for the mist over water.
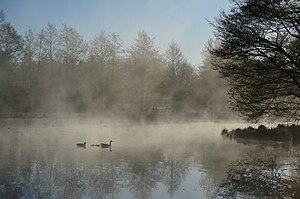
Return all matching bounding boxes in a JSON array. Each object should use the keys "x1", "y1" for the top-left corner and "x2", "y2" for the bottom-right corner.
[
  {"x1": 2, "y1": 1, "x2": 300, "y2": 198},
  {"x1": 1, "y1": 119, "x2": 300, "y2": 199},
  {"x1": 0, "y1": 119, "x2": 250, "y2": 199}
]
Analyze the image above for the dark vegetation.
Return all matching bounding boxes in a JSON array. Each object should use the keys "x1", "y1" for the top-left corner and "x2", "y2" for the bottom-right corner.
[
  {"x1": 0, "y1": 10, "x2": 232, "y2": 120},
  {"x1": 222, "y1": 124, "x2": 300, "y2": 142},
  {"x1": 210, "y1": 0, "x2": 300, "y2": 122},
  {"x1": 209, "y1": 0, "x2": 300, "y2": 142}
]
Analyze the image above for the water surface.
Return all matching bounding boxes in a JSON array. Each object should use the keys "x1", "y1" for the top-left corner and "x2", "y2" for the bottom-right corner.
[{"x1": 0, "y1": 119, "x2": 299, "y2": 198}]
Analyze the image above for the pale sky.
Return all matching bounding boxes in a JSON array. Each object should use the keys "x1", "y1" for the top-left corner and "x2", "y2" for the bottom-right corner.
[{"x1": 1, "y1": 0, "x2": 230, "y2": 64}]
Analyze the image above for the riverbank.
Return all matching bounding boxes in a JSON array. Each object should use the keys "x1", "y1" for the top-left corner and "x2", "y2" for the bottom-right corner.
[{"x1": 221, "y1": 124, "x2": 300, "y2": 143}]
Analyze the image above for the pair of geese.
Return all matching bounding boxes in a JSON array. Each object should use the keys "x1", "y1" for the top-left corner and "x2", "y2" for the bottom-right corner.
[{"x1": 77, "y1": 140, "x2": 113, "y2": 148}]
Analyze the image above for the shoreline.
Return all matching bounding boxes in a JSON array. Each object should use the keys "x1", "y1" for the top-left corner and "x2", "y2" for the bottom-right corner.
[{"x1": 221, "y1": 124, "x2": 300, "y2": 143}]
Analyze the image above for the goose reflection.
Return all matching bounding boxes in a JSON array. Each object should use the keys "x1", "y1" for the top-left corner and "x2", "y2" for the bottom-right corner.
[{"x1": 101, "y1": 140, "x2": 113, "y2": 152}]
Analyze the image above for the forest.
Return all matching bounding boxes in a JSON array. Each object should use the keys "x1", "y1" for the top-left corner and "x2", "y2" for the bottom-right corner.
[{"x1": 0, "y1": 10, "x2": 232, "y2": 120}]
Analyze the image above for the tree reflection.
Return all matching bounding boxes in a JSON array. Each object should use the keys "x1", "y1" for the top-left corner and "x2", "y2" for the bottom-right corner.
[
  {"x1": 161, "y1": 151, "x2": 189, "y2": 197},
  {"x1": 2, "y1": 122, "x2": 286, "y2": 199},
  {"x1": 215, "y1": 142, "x2": 300, "y2": 198},
  {"x1": 126, "y1": 148, "x2": 162, "y2": 199},
  {"x1": 0, "y1": 129, "x2": 123, "y2": 199},
  {"x1": 0, "y1": 135, "x2": 200, "y2": 199}
]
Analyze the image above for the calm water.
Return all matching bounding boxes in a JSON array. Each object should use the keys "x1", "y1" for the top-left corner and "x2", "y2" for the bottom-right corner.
[{"x1": 0, "y1": 119, "x2": 300, "y2": 199}]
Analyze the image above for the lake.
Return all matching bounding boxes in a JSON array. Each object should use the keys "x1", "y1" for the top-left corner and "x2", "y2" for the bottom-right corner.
[{"x1": 0, "y1": 118, "x2": 299, "y2": 199}]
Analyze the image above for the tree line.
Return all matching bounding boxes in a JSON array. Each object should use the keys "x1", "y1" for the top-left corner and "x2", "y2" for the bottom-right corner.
[{"x1": 0, "y1": 10, "x2": 231, "y2": 120}]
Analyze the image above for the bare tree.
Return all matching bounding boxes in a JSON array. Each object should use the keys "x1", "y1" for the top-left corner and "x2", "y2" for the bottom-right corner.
[
  {"x1": 58, "y1": 23, "x2": 87, "y2": 70},
  {"x1": 107, "y1": 33, "x2": 123, "y2": 109},
  {"x1": 165, "y1": 40, "x2": 186, "y2": 92},
  {"x1": 23, "y1": 28, "x2": 36, "y2": 65},
  {"x1": 0, "y1": 12, "x2": 25, "y2": 112},
  {"x1": 44, "y1": 23, "x2": 58, "y2": 65},
  {"x1": 23, "y1": 28, "x2": 36, "y2": 109},
  {"x1": 0, "y1": 22, "x2": 23, "y2": 65},
  {"x1": 128, "y1": 31, "x2": 162, "y2": 116},
  {"x1": 89, "y1": 32, "x2": 123, "y2": 110},
  {"x1": 164, "y1": 40, "x2": 195, "y2": 113},
  {"x1": 210, "y1": 0, "x2": 300, "y2": 122}
]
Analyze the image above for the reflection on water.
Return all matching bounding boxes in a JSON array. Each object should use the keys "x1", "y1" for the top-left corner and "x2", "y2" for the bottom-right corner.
[
  {"x1": 215, "y1": 140, "x2": 300, "y2": 198},
  {"x1": 0, "y1": 119, "x2": 299, "y2": 199}
]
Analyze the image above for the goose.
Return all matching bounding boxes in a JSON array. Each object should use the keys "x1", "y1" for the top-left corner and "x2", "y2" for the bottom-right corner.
[
  {"x1": 101, "y1": 140, "x2": 113, "y2": 148},
  {"x1": 76, "y1": 142, "x2": 86, "y2": 147}
]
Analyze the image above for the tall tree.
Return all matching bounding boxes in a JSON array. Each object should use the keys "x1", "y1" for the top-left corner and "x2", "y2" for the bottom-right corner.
[
  {"x1": 164, "y1": 40, "x2": 195, "y2": 113},
  {"x1": 90, "y1": 32, "x2": 113, "y2": 65},
  {"x1": 89, "y1": 32, "x2": 123, "y2": 110},
  {"x1": 210, "y1": 0, "x2": 300, "y2": 122},
  {"x1": 44, "y1": 23, "x2": 58, "y2": 64},
  {"x1": 23, "y1": 28, "x2": 36, "y2": 109},
  {"x1": 128, "y1": 31, "x2": 162, "y2": 115},
  {"x1": 194, "y1": 54, "x2": 232, "y2": 119},
  {"x1": 165, "y1": 40, "x2": 194, "y2": 88},
  {"x1": 0, "y1": 11, "x2": 26, "y2": 112},
  {"x1": 23, "y1": 28, "x2": 36, "y2": 65},
  {"x1": 106, "y1": 33, "x2": 122, "y2": 109},
  {"x1": 165, "y1": 40, "x2": 186, "y2": 92},
  {"x1": 58, "y1": 23, "x2": 87, "y2": 69},
  {"x1": 0, "y1": 21, "x2": 23, "y2": 65},
  {"x1": 89, "y1": 32, "x2": 112, "y2": 110},
  {"x1": 35, "y1": 29, "x2": 46, "y2": 68}
]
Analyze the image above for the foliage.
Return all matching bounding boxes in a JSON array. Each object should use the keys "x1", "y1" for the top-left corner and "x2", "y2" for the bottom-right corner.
[{"x1": 210, "y1": 0, "x2": 300, "y2": 122}]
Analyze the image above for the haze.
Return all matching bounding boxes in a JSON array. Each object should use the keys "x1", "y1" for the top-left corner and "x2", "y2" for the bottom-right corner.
[{"x1": 4, "y1": 1, "x2": 299, "y2": 199}]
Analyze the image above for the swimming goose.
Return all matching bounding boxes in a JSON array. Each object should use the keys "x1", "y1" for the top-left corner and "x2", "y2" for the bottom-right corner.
[
  {"x1": 101, "y1": 140, "x2": 113, "y2": 148},
  {"x1": 77, "y1": 142, "x2": 86, "y2": 147}
]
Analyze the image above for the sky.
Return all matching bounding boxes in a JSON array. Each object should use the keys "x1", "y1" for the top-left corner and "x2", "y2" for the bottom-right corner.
[{"x1": 1, "y1": 0, "x2": 230, "y2": 65}]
